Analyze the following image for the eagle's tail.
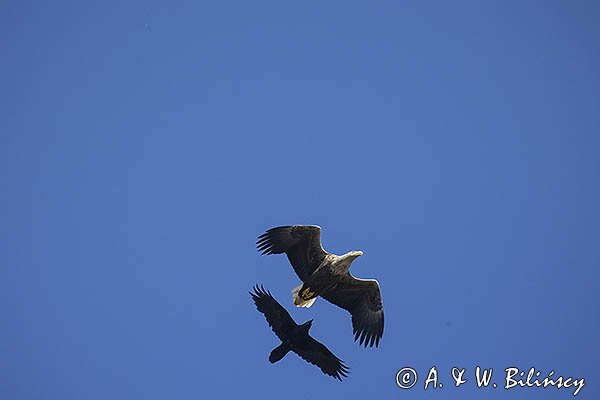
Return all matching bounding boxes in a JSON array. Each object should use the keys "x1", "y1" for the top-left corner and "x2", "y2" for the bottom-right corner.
[
  {"x1": 269, "y1": 343, "x2": 290, "y2": 363},
  {"x1": 291, "y1": 283, "x2": 317, "y2": 308}
]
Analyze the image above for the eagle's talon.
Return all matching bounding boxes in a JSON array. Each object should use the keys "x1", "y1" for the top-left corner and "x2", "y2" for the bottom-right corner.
[{"x1": 300, "y1": 288, "x2": 316, "y2": 300}]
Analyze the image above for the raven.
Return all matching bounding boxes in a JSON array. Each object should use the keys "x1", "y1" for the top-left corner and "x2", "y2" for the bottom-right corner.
[
  {"x1": 250, "y1": 285, "x2": 349, "y2": 381},
  {"x1": 256, "y1": 225, "x2": 384, "y2": 348}
]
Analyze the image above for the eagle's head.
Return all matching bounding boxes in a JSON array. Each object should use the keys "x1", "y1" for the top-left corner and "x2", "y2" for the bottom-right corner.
[
  {"x1": 335, "y1": 250, "x2": 363, "y2": 273},
  {"x1": 349, "y1": 250, "x2": 363, "y2": 258}
]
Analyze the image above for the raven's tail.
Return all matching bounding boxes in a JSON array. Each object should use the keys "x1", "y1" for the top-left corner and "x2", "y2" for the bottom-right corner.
[
  {"x1": 269, "y1": 343, "x2": 290, "y2": 363},
  {"x1": 291, "y1": 283, "x2": 317, "y2": 308}
]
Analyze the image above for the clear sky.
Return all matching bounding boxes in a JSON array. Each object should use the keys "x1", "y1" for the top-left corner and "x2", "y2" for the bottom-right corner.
[{"x1": 2, "y1": 1, "x2": 599, "y2": 399}]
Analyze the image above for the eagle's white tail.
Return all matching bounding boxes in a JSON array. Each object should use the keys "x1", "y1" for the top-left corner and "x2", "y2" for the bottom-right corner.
[{"x1": 291, "y1": 283, "x2": 317, "y2": 308}]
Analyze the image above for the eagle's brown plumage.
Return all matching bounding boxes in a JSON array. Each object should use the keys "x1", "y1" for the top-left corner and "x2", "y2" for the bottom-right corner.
[{"x1": 257, "y1": 225, "x2": 384, "y2": 348}]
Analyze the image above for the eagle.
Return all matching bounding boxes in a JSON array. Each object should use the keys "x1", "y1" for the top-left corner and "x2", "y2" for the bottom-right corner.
[
  {"x1": 256, "y1": 225, "x2": 384, "y2": 348},
  {"x1": 250, "y1": 285, "x2": 350, "y2": 381}
]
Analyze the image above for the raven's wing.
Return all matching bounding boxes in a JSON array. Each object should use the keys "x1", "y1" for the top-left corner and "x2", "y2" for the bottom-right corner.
[
  {"x1": 250, "y1": 285, "x2": 297, "y2": 341},
  {"x1": 294, "y1": 336, "x2": 350, "y2": 381},
  {"x1": 256, "y1": 225, "x2": 327, "y2": 281},
  {"x1": 321, "y1": 277, "x2": 384, "y2": 348}
]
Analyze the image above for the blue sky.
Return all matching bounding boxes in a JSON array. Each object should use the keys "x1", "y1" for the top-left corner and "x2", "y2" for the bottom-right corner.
[{"x1": 2, "y1": 1, "x2": 599, "y2": 399}]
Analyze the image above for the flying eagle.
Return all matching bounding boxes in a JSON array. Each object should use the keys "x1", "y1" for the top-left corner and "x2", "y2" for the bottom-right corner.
[
  {"x1": 256, "y1": 225, "x2": 384, "y2": 348},
  {"x1": 250, "y1": 285, "x2": 350, "y2": 381}
]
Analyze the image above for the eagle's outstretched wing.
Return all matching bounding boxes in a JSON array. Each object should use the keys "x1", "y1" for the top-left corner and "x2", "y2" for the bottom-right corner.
[
  {"x1": 250, "y1": 285, "x2": 297, "y2": 341},
  {"x1": 256, "y1": 225, "x2": 327, "y2": 281},
  {"x1": 321, "y1": 277, "x2": 384, "y2": 348},
  {"x1": 294, "y1": 336, "x2": 350, "y2": 381}
]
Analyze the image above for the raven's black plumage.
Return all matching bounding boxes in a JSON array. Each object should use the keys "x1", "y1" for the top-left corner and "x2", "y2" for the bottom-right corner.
[
  {"x1": 250, "y1": 285, "x2": 350, "y2": 381},
  {"x1": 257, "y1": 225, "x2": 384, "y2": 348}
]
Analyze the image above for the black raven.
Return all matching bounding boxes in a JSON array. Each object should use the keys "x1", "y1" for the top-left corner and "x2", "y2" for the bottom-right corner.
[
  {"x1": 250, "y1": 285, "x2": 350, "y2": 381},
  {"x1": 256, "y1": 225, "x2": 384, "y2": 348}
]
